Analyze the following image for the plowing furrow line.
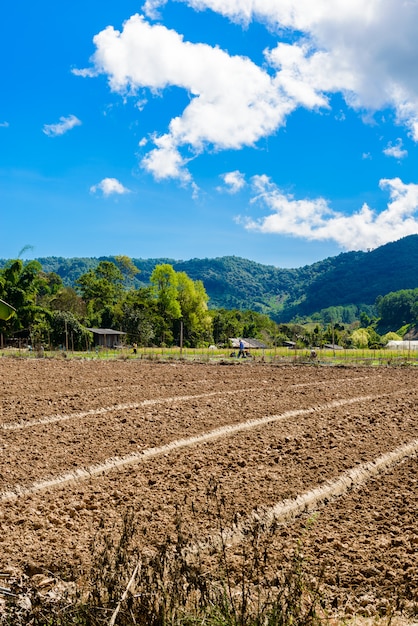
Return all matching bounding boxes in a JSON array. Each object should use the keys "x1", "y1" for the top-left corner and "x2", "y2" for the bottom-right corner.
[
  {"x1": 1, "y1": 394, "x2": 379, "y2": 501},
  {"x1": 1, "y1": 376, "x2": 372, "y2": 431},
  {"x1": 188, "y1": 437, "x2": 418, "y2": 556}
]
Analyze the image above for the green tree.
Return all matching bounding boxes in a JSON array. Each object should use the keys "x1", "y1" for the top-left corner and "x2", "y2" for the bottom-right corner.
[
  {"x1": 359, "y1": 311, "x2": 371, "y2": 328},
  {"x1": 175, "y1": 272, "x2": 212, "y2": 346},
  {"x1": 29, "y1": 317, "x2": 52, "y2": 349},
  {"x1": 0, "y1": 259, "x2": 47, "y2": 337},
  {"x1": 211, "y1": 309, "x2": 245, "y2": 345},
  {"x1": 377, "y1": 289, "x2": 418, "y2": 330},
  {"x1": 49, "y1": 286, "x2": 87, "y2": 319},
  {"x1": 351, "y1": 328, "x2": 369, "y2": 348},
  {"x1": 149, "y1": 264, "x2": 212, "y2": 347},
  {"x1": 151, "y1": 264, "x2": 181, "y2": 318},
  {"x1": 210, "y1": 308, "x2": 278, "y2": 346},
  {"x1": 114, "y1": 255, "x2": 140, "y2": 286},
  {"x1": 49, "y1": 311, "x2": 93, "y2": 351},
  {"x1": 118, "y1": 287, "x2": 157, "y2": 346},
  {"x1": 365, "y1": 327, "x2": 382, "y2": 348},
  {"x1": 150, "y1": 264, "x2": 181, "y2": 345},
  {"x1": 76, "y1": 261, "x2": 125, "y2": 325},
  {"x1": 381, "y1": 331, "x2": 402, "y2": 344}
]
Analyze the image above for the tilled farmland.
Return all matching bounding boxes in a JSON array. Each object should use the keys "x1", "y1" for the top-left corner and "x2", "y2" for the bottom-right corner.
[{"x1": 0, "y1": 357, "x2": 417, "y2": 620}]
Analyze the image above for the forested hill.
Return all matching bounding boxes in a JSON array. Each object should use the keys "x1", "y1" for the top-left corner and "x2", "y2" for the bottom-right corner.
[{"x1": 3, "y1": 235, "x2": 418, "y2": 322}]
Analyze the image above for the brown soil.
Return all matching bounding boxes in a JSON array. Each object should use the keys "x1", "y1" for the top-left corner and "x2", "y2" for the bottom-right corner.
[{"x1": 1, "y1": 358, "x2": 418, "y2": 618}]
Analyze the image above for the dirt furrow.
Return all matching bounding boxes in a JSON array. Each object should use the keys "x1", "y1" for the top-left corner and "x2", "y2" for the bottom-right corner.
[
  {"x1": 1, "y1": 369, "x2": 377, "y2": 424},
  {"x1": 3, "y1": 384, "x2": 416, "y2": 489},
  {"x1": 1, "y1": 395, "x2": 382, "y2": 500},
  {"x1": 1, "y1": 375, "x2": 373, "y2": 429},
  {"x1": 1, "y1": 360, "x2": 417, "y2": 618},
  {"x1": 189, "y1": 437, "x2": 418, "y2": 553}
]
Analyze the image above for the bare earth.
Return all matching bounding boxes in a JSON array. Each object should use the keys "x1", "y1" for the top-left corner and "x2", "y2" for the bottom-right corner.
[{"x1": 0, "y1": 358, "x2": 417, "y2": 618}]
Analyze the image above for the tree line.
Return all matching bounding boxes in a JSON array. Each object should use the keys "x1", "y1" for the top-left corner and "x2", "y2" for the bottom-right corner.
[
  {"x1": 4, "y1": 234, "x2": 418, "y2": 323},
  {"x1": 1, "y1": 257, "x2": 417, "y2": 351},
  {"x1": 0, "y1": 257, "x2": 277, "y2": 350}
]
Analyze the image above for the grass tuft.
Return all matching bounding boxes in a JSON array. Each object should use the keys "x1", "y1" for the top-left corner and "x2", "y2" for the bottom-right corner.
[{"x1": 1, "y1": 492, "x2": 411, "y2": 625}]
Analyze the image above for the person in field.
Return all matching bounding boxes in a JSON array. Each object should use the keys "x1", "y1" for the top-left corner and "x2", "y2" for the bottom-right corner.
[{"x1": 238, "y1": 339, "x2": 245, "y2": 358}]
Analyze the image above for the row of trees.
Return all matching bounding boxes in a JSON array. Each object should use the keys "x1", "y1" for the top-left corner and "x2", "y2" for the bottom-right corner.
[
  {"x1": 0, "y1": 258, "x2": 203, "y2": 349},
  {"x1": 0, "y1": 258, "x2": 278, "y2": 350},
  {"x1": 1, "y1": 257, "x2": 417, "y2": 351}
]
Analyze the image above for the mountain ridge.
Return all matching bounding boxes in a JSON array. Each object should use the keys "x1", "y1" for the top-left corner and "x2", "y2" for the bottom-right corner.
[{"x1": 2, "y1": 235, "x2": 418, "y2": 322}]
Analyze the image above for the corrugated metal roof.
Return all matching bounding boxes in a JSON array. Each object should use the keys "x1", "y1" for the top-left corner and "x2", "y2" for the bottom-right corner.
[
  {"x1": 229, "y1": 338, "x2": 268, "y2": 349},
  {"x1": 87, "y1": 328, "x2": 126, "y2": 336},
  {"x1": 386, "y1": 340, "x2": 418, "y2": 349}
]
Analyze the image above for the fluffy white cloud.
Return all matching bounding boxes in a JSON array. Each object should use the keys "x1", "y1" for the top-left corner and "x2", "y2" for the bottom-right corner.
[
  {"x1": 163, "y1": 0, "x2": 418, "y2": 136},
  {"x1": 383, "y1": 138, "x2": 408, "y2": 159},
  {"x1": 42, "y1": 114, "x2": 81, "y2": 137},
  {"x1": 0, "y1": 121, "x2": 9, "y2": 128},
  {"x1": 218, "y1": 170, "x2": 246, "y2": 193},
  {"x1": 90, "y1": 177, "x2": 131, "y2": 196},
  {"x1": 142, "y1": 0, "x2": 165, "y2": 20},
  {"x1": 141, "y1": 133, "x2": 192, "y2": 182},
  {"x1": 241, "y1": 176, "x2": 418, "y2": 250},
  {"x1": 90, "y1": 14, "x2": 296, "y2": 181},
  {"x1": 71, "y1": 67, "x2": 98, "y2": 78},
  {"x1": 86, "y1": 1, "x2": 418, "y2": 186}
]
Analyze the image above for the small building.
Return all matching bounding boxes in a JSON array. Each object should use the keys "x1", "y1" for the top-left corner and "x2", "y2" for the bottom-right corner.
[
  {"x1": 87, "y1": 328, "x2": 126, "y2": 348},
  {"x1": 229, "y1": 338, "x2": 268, "y2": 350},
  {"x1": 283, "y1": 340, "x2": 296, "y2": 349},
  {"x1": 386, "y1": 340, "x2": 418, "y2": 351}
]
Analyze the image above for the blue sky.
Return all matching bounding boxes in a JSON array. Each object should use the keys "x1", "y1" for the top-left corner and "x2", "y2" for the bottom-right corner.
[{"x1": 2, "y1": 0, "x2": 418, "y2": 268}]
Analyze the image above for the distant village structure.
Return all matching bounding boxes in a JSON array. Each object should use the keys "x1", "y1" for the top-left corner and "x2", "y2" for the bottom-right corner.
[
  {"x1": 87, "y1": 328, "x2": 126, "y2": 348},
  {"x1": 386, "y1": 340, "x2": 418, "y2": 351},
  {"x1": 229, "y1": 338, "x2": 268, "y2": 351}
]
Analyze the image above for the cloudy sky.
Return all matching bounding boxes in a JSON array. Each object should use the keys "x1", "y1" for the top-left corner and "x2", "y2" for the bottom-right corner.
[{"x1": 2, "y1": 0, "x2": 418, "y2": 267}]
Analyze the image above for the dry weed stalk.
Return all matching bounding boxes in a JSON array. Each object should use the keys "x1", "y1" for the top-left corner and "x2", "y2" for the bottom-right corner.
[{"x1": 1, "y1": 487, "x2": 411, "y2": 625}]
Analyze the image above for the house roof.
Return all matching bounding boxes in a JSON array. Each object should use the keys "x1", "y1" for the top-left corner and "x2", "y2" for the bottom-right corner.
[
  {"x1": 87, "y1": 328, "x2": 126, "y2": 336},
  {"x1": 229, "y1": 338, "x2": 268, "y2": 349}
]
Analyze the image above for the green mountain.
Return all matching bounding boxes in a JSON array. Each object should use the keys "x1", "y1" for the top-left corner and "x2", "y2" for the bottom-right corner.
[{"x1": 2, "y1": 235, "x2": 418, "y2": 322}]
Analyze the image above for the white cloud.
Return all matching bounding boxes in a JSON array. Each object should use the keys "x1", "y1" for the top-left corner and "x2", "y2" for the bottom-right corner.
[
  {"x1": 141, "y1": 133, "x2": 192, "y2": 182},
  {"x1": 89, "y1": 14, "x2": 295, "y2": 181},
  {"x1": 135, "y1": 98, "x2": 148, "y2": 111},
  {"x1": 241, "y1": 176, "x2": 418, "y2": 250},
  {"x1": 172, "y1": 0, "x2": 418, "y2": 137},
  {"x1": 90, "y1": 177, "x2": 131, "y2": 196},
  {"x1": 142, "y1": 0, "x2": 166, "y2": 20},
  {"x1": 43, "y1": 114, "x2": 82, "y2": 137},
  {"x1": 218, "y1": 170, "x2": 246, "y2": 193},
  {"x1": 383, "y1": 138, "x2": 408, "y2": 159},
  {"x1": 71, "y1": 67, "x2": 98, "y2": 78},
  {"x1": 0, "y1": 121, "x2": 9, "y2": 128},
  {"x1": 84, "y1": 1, "x2": 418, "y2": 184},
  {"x1": 191, "y1": 181, "x2": 200, "y2": 200}
]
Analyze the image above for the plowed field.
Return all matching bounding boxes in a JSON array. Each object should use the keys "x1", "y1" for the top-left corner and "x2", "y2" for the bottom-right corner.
[{"x1": 1, "y1": 358, "x2": 417, "y2": 618}]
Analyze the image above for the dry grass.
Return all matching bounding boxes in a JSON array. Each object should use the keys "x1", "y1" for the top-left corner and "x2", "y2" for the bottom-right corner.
[{"x1": 2, "y1": 491, "x2": 415, "y2": 626}]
